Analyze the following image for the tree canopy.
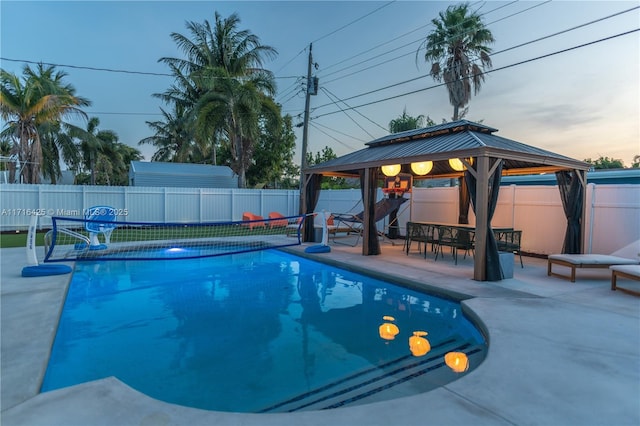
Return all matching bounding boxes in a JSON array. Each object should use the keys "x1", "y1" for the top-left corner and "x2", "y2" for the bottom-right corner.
[
  {"x1": 0, "y1": 64, "x2": 89, "y2": 183},
  {"x1": 584, "y1": 156, "x2": 625, "y2": 169},
  {"x1": 149, "y1": 11, "x2": 286, "y2": 188},
  {"x1": 389, "y1": 108, "x2": 435, "y2": 133}
]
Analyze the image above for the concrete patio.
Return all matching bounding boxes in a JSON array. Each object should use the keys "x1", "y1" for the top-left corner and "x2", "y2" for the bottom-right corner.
[{"x1": 1, "y1": 240, "x2": 639, "y2": 426}]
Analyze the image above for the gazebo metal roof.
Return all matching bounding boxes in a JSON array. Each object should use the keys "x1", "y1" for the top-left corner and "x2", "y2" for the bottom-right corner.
[{"x1": 305, "y1": 120, "x2": 590, "y2": 177}]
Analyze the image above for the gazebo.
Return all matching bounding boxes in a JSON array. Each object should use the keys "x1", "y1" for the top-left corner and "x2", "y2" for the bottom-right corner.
[{"x1": 302, "y1": 120, "x2": 590, "y2": 281}]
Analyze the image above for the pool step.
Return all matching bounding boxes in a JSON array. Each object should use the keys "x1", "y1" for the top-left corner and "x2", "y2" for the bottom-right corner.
[{"x1": 260, "y1": 339, "x2": 485, "y2": 413}]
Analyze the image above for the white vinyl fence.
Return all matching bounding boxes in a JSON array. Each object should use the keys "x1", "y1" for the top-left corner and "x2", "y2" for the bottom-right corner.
[{"x1": 1, "y1": 183, "x2": 638, "y2": 257}]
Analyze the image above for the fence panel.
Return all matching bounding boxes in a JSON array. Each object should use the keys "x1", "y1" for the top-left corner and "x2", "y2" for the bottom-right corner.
[
  {"x1": 124, "y1": 187, "x2": 164, "y2": 223},
  {"x1": 587, "y1": 184, "x2": 640, "y2": 255},
  {"x1": 200, "y1": 189, "x2": 234, "y2": 222},
  {"x1": 411, "y1": 187, "x2": 459, "y2": 224},
  {"x1": 510, "y1": 186, "x2": 567, "y2": 255},
  {"x1": 1, "y1": 183, "x2": 638, "y2": 258}
]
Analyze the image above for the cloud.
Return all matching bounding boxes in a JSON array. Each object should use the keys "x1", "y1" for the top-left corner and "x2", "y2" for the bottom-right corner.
[{"x1": 518, "y1": 103, "x2": 600, "y2": 129}]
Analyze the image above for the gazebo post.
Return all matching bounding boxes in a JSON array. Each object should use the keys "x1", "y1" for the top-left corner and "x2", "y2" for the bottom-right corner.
[
  {"x1": 362, "y1": 167, "x2": 372, "y2": 255},
  {"x1": 473, "y1": 156, "x2": 490, "y2": 281}
]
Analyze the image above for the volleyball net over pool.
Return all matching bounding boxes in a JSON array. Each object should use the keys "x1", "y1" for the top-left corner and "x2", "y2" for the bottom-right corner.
[{"x1": 43, "y1": 214, "x2": 307, "y2": 262}]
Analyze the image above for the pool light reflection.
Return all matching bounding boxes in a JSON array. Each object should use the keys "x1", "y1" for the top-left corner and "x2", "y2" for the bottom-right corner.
[
  {"x1": 379, "y1": 315, "x2": 400, "y2": 340},
  {"x1": 444, "y1": 351, "x2": 469, "y2": 373},
  {"x1": 409, "y1": 331, "x2": 430, "y2": 356},
  {"x1": 166, "y1": 247, "x2": 186, "y2": 254}
]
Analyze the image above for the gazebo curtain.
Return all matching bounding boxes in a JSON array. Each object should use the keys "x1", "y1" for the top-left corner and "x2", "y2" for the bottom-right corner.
[
  {"x1": 458, "y1": 176, "x2": 470, "y2": 224},
  {"x1": 302, "y1": 173, "x2": 322, "y2": 242},
  {"x1": 360, "y1": 168, "x2": 381, "y2": 255},
  {"x1": 465, "y1": 159, "x2": 504, "y2": 281},
  {"x1": 555, "y1": 170, "x2": 583, "y2": 254}
]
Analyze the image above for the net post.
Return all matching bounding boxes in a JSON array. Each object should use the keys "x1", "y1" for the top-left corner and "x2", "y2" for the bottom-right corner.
[
  {"x1": 321, "y1": 210, "x2": 329, "y2": 246},
  {"x1": 25, "y1": 213, "x2": 40, "y2": 266}
]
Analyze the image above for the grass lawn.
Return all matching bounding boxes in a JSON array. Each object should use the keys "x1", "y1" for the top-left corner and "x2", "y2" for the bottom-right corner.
[
  {"x1": 0, "y1": 231, "x2": 45, "y2": 248},
  {"x1": 0, "y1": 224, "x2": 299, "y2": 249}
]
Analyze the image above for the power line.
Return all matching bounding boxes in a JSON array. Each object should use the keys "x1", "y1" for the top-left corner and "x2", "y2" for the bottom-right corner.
[
  {"x1": 275, "y1": 1, "x2": 397, "y2": 76},
  {"x1": 274, "y1": 47, "x2": 307, "y2": 75},
  {"x1": 321, "y1": 87, "x2": 388, "y2": 133},
  {"x1": 319, "y1": 87, "x2": 377, "y2": 139},
  {"x1": 316, "y1": 0, "x2": 494, "y2": 75},
  {"x1": 311, "y1": 6, "x2": 640, "y2": 112},
  {"x1": 276, "y1": 78, "x2": 305, "y2": 104},
  {"x1": 0, "y1": 57, "x2": 300, "y2": 79},
  {"x1": 312, "y1": 28, "x2": 640, "y2": 120},
  {"x1": 312, "y1": 1, "x2": 396, "y2": 44},
  {"x1": 309, "y1": 122, "x2": 361, "y2": 152},
  {"x1": 279, "y1": 87, "x2": 305, "y2": 107},
  {"x1": 317, "y1": 0, "x2": 525, "y2": 80},
  {"x1": 319, "y1": 1, "x2": 552, "y2": 85},
  {"x1": 311, "y1": 121, "x2": 369, "y2": 143},
  {"x1": 84, "y1": 111, "x2": 163, "y2": 116},
  {"x1": 491, "y1": 4, "x2": 639, "y2": 56},
  {"x1": 0, "y1": 58, "x2": 173, "y2": 77}
]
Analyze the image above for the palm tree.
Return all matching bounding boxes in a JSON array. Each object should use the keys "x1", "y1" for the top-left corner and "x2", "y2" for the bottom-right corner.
[
  {"x1": 194, "y1": 65, "x2": 281, "y2": 187},
  {"x1": 421, "y1": 3, "x2": 494, "y2": 121},
  {"x1": 0, "y1": 64, "x2": 89, "y2": 183},
  {"x1": 38, "y1": 121, "x2": 79, "y2": 184},
  {"x1": 389, "y1": 108, "x2": 436, "y2": 133},
  {"x1": 111, "y1": 143, "x2": 143, "y2": 186},
  {"x1": 70, "y1": 117, "x2": 118, "y2": 185},
  {"x1": 139, "y1": 104, "x2": 202, "y2": 162},
  {"x1": 158, "y1": 11, "x2": 279, "y2": 187}
]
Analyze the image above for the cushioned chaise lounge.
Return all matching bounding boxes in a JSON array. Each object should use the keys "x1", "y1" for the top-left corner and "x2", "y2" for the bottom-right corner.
[
  {"x1": 610, "y1": 264, "x2": 640, "y2": 296},
  {"x1": 547, "y1": 254, "x2": 640, "y2": 282}
]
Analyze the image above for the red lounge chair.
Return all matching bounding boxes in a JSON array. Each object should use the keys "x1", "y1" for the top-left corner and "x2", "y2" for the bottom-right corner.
[
  {"x1": 242, "y1": 212, "x2": 266, "y2": 230},
  {"x1": 268, "y1": 212, "x2": 288, "y2": 228}
]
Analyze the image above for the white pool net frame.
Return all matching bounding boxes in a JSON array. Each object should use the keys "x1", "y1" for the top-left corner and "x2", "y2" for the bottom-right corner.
[{"x1": 43, "y1": 214, "x2": 307, "y2": 262}]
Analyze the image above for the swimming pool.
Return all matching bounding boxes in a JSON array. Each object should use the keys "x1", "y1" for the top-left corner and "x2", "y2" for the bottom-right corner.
[{"x1": 41, "y1": 249, "x2": 487, "y2": 413}]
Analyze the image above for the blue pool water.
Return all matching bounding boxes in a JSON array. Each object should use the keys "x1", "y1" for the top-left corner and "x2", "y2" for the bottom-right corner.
[{"x1": 41, "y1": 249, "x2": 487, "y2": 412}]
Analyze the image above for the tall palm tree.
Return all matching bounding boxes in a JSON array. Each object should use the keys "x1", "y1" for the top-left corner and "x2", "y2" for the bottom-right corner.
[
  {"x1": 0, "y1": 64, "x2": 89, "y2": 183},
  {"x1": 158, "y1": 11, "x2": 279, "y2": 187},
  {"x1": 421, "y1": 3, "x2": 494, "y2": 121},
  {"x1": 194, "y1": 65, "x2": 281, "y2": 187}
]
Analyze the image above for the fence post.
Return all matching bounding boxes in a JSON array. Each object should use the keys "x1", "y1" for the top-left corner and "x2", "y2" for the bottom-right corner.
[
  {"x1": 587, "y1": 183, "x2": 596, "y2": 254},
  {"x1": 163, "y1": 187, "x2": 167, "y2": 222}
]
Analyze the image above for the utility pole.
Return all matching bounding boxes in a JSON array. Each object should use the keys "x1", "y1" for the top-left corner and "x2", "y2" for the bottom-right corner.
[{"x1": 299, "y1": 43, "x2": 314, "y2": 215}]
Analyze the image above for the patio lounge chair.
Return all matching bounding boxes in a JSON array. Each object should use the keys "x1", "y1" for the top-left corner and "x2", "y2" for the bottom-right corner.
[
  {"x1": 610, "y1": 265, "x2": 640, "y2": 296},
  {"x1": 331, "y1": 197, "x2": 408, "y2": 246},
  {"x1": 268, "y1": 212, "x2": 288, "y2": 228},
  {"x1": 242, "y1": 212, "x2": 266, "y2": 230},
  {"x1": 547, "y1": 254, "x2": 640, "y2": 282}
]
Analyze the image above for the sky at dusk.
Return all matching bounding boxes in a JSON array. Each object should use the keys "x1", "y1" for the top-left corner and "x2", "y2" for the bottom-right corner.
[{"x1": 1, "y1": 1, "x2": 639, "y2": 167}]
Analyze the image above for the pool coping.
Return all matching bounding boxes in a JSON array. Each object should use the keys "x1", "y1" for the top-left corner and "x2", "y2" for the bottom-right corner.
[{"x1": 2, "y1": 243, "x2": 639, "y2": 425}]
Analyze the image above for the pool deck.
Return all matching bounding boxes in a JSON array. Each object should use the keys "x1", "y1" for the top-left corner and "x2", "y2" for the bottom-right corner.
[{"x1": 1, "y1": 240, "x2": 639, "y2": 426}]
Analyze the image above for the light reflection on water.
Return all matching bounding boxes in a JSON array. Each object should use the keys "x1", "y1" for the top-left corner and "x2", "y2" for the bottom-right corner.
[{"x1": 41, "y1": 250, "x2": 486, "y2": 412}]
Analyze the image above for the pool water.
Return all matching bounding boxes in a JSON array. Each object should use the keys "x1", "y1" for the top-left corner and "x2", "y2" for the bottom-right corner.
[{"x1": 41, "y1": 249, "x2": 487, "y2": 412}]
